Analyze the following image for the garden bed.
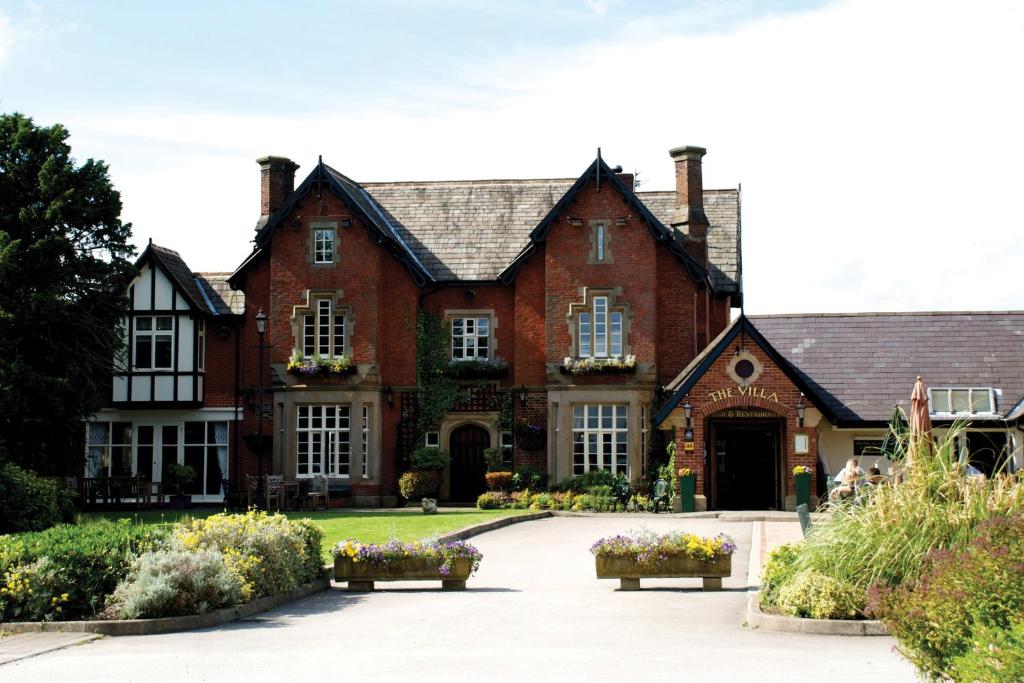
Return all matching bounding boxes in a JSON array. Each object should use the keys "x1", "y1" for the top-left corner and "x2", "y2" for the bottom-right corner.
[{"x1": 745, "y1": 592, "x2": 887, "y2": 636}]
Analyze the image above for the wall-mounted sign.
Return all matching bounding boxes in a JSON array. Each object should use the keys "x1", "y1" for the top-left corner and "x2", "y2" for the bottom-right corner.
[
  {"x1": 684, "y1": 441, "x2": 695, "y2": 452},
  {"x1": 715, "y1": 409, "x2": 779, "y2": 419},
  {"x1": 794, "y1": 434, "x2": 810, "y2": 454},
  {"x1": 706, "y1": 385, "x2": 779, "y2": 403}
]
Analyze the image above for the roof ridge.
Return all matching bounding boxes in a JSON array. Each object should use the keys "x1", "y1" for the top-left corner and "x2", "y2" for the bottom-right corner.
[
  {"x1": 361, "y1": 177, "x2": 578, "y2": 187},
  {"x1": 750, "y1": 310, "x2": 1024, "y2": 318}
]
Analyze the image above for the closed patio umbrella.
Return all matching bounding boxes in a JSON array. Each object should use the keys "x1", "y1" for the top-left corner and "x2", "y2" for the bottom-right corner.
[{"x1": 907, "y1": 376, "x2": 933, "y2": 466}]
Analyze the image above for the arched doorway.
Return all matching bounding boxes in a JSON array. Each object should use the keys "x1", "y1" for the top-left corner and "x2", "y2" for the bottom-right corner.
[{"x1": 449, "y1": 424, "x2": 490, "y2": 502}]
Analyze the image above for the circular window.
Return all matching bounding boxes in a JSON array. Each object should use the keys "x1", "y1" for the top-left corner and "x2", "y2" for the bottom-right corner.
[
  {"x1": 735, "y1": 359, "x2": 755, "y2": 379},
  {"x1": 727, "y1": 351, "x2": 763, "y2": 386}
]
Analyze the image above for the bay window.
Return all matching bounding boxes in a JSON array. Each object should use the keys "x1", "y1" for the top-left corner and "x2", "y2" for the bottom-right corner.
[
  {"x1": 297, "y1": 405, "x2": 350, "y2": 478},
  {"x1": 572, "y1": 404, "x2": 628, "y2": 475},
  {"x1": 134, "y1": 316, "x2": 174, "y2": 369}
]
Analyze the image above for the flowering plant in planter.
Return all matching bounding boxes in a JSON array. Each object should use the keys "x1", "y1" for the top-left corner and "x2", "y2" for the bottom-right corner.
[
  {"x1": 677, "y1": 468, "x2": 694, "y2": 478},
  {"x1": 287, "y1": 349, "x2": 356, "y2": 378},
  {"x1": 334, "y1": 538, "x2": 483, "y2": 577},
  {"x1": 560, "y1": 355, "x2": 637, "y2": 375},
  {"x1": 590, "y1": 530, "x2": 736, "y2": 566},
  {"x1": 792, "y1": 465, "x2": 813, "y2": 476}
]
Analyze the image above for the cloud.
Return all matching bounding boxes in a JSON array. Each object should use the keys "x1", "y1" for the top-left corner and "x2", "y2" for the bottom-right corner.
[{"x1": 59, "y1": 0, "x2": 1024, "y2": 314}]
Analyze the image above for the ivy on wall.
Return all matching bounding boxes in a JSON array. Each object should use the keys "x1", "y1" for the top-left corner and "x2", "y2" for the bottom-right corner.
[{"x1": 415, "y1": 311, "x2": 459, "y2": 435}]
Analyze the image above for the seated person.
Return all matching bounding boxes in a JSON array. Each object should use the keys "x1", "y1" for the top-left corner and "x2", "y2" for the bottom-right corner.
[
  {"x1": 830, "y1": 458, "x2": 863, "y2": 500},
  {"x1": 864, "y1": 466, "x2": 886, "y2": 485}
]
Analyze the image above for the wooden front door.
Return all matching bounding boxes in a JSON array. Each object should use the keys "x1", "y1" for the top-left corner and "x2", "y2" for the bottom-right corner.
[{"x1": 449, "y1": 424, "x2": 490, "y2": 502}]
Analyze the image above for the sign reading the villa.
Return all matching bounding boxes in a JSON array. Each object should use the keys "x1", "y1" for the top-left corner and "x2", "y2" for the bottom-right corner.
[{"x1": 706, "y1": 385, "x2": 779, "y2": 403}]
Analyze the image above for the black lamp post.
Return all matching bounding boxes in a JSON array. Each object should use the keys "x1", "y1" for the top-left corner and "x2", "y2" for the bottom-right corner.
[
  {"x1": 254, "y1": 308, "x2": 268, "y2": 477},
  {"x1": 796, "y1": 396, "x2": 806, "y2": 428}
]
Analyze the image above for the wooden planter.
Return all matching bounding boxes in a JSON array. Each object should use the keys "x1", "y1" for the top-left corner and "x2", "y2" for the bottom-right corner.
[
  {"x1": 334, "y1": 556, "x2": 474, "y2": 591},
  {"x1": 595, "y1": 553, "x2": 732, "y2": 591}
]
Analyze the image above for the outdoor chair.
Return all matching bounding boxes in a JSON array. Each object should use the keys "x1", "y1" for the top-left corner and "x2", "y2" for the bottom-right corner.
[
  {"x1": 649, "y1": 478, "x2": 671, "y2": 513},
  {"x1": 265, "y1": 475, "x2": 284, "y2": 511},
  {"x1": 304, "y1": 475, "x2": 329, "y2": 511},
  {"x1": 611, "y1": 479, "x2": 631, "y2": 511},
  {"x1": 246, "y1": 474, "x2": 263, "y2": 509}
]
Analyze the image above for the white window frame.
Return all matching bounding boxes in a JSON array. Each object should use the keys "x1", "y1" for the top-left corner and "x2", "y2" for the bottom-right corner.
[
  {"x1": 499, "y1": 430, "x2": 513, "y2": 468},
  {"x1": 361, "y1": 405, "x2": 370, "y2": 478},
  {"x1": 596, "y1": 223, "x2": 606, "y2": 261},
  {"x1": 296, "y1": 405, "x2": 351, "y2": 478},
  {"x1": 424, "y1": 431, "x2": 440, "y2": 448},
  {"x1": 576, "y1": 297, "x2": 623, "y2": 360},
  {"x1": 314, "y1": 227, "x2": 335, "y2": 264},
  {"x1": 301, "y1": 299, "x2": 346, "y2": 359},
  {"x1": 928, "y1": 387, "x2": 996, "y2": 416},
  {"x1": 572, "y1": 404, "x2": 628, "y2": 476},
  {"x1": 197, "y1": 319, "x2": 206, "y2": 372},
  {"x1": 133, "y1": 315, "x2": 175, "y2": 370},
  {"x1": 451, "y1": 316, "x2": 490, "y2": 360}
]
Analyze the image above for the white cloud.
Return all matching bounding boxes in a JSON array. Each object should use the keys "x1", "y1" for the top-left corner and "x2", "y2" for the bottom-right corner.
[{"x1": 59, "y1": 0, "x2": 1024, "y2": 314}]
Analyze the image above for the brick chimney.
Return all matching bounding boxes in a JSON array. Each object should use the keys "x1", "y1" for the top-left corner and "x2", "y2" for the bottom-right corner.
[
  {"x1": 669, "y1": 146, "x2": 708, "y2": 240},
  {"x1": 257, "y1": 156, "x2": 299, "y2": 216}
]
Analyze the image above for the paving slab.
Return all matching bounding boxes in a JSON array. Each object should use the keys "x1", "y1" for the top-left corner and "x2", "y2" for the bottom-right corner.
[
  {"x1": 3, "y1": 517, "x2": 915, "y2": 682},
  {"x1": 0, "y1": 632, "x2": 100, "y2": 665}
]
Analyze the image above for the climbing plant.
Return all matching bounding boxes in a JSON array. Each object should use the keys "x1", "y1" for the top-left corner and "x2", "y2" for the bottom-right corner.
[{"x1": 415, "y1": 311, "x2": 459, "y2": 436}]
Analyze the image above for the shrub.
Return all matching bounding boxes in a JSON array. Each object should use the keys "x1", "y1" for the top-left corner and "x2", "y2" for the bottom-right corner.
[
  {"x1": 483, "y1": 448, "x2": 503, "y2": 472},
  {"x1": 169, "y1": 510, "x2": 324, "y2": 602},
  {"x1": 775, "y1": 570, "x2": 863, "y2": 620},
  {"x1": 511, "y1": 466, "x2": 547, "y2": 492},
  {"x1": 759, "y1": 542, "x2": 801, "y2": 611},
  {"x1": 555, "y1": 470, "x2": 616, "y2": 493},
  {"x1": 509, "y1": 490, "x2": 531, "y2": 509},
  {"x1": 485, "y1": 471, "x2": 513, "y2": 492},
  {"x1": 948, "y1": 617, "x2": 1024, "y2": 683},
  {"x1": 410, "y1": 447, "x2": 451, "y2": 471},
  {"x1": 0, "y1": 462, "x2": 73, "y2": 533},
  {"x1": 0, "y1": 519, "x2": 166, "y2": 620},
  {"x1": 106, "y1": 549, "x2": 242, "y2": 619},
  {"x1": 529, "y1": 493, "x2": 553, "y2": 510},
  {"x1": 476, "y1": 492, "x2": 504, "y2": 510},
  {"x1": 869, "y1": 513, "x2": 1024, "y2": 680},
  {"x1": 398, "y1": 470, "x2": 440, "y2": 500}
]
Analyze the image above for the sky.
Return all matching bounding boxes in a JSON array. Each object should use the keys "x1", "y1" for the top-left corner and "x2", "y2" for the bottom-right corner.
[{"x1": 1, "y1": 0, "x2": 1022, "y2": 314}]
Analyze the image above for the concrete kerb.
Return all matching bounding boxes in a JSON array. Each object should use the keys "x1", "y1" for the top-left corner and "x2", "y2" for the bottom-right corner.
[
  {"x1": 435, "y1": 510, "x2": 552, "y2": 543},
  {"x1": 0, "y1": 578, "x2": 330, "y2": 637},
  {"x1": 744, "y1": 592, "x2": 889, "y2": 636}
]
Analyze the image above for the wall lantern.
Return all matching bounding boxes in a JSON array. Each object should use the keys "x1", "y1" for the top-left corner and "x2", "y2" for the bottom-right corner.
[
  {"x1": 254, "y1": 308, "x2": 268, "y2": 336},
  {"x1": 796, "y1": 396, "x2": 806, "y2": 428},
  {"x1": 519, "y1": 385, "x2": 528, "y2": 408},
  {"x1": 383, "y1": 385, "x2": 394, "y2": 409},
  {"x1": 682, "y1": 400, "x2": 692, "y2": 427}
]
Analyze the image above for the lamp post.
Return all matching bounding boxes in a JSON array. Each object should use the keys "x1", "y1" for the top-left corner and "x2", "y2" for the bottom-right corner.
[{"x1": 254, "y1": 308, "x2": 268, "y2": 477}]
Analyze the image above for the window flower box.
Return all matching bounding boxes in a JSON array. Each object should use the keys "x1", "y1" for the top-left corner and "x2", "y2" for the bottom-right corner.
[
  {"x1": 333, "y1": 539, "x2": 482, "y2": 591},
  {"x1": 591, "y1": 531, "x2": 735, "y2": 591},
  {"x1": 286, "y1": 350, "x2": 357, "y2": 378},
  {"x1": 560, "y1": 355, "x2": 637, "y2": 376},
  {"x1": 443, "y1": 357, "x2": 509, "y2": 380}
]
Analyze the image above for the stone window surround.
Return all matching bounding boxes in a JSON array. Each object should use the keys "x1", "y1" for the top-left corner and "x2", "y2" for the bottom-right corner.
[
  {"x1": 726, "y1": 349, "x2": 764, "y2": 386},
  {"x1": 443, "y1": 308, "x2": 499, "y2": 360},
  {"x1": 290, "y1": 289, "x2": 354, "y2": 359},
  {"x1": 565, "y1": 287, "x2": 633, "y2": 360},
  {"x1": 308, "y1": 220, "x2": 338, "y2": 267},
  {"x1": 271, "y1": 388, "x2": 382, "y2": 485},
  {"x1": 586, "y1": 219, "x2": 615, "y2": 264}
]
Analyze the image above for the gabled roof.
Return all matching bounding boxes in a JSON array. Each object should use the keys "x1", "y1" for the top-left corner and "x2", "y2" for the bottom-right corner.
[
  {"x1": 137, "y1": 244, "x2": 243, "y2": 317},
  {"x1": 497, "y1": 157, "x2": 710, "y2": 287},
  {"x1": 654, "y1": 315, "x2": 834, "y2": 426},
  {"x1": 751, "y1": 311, "x2": 1024, "y2": 424}
]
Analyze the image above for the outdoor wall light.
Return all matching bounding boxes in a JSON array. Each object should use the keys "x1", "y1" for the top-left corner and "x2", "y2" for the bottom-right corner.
[
  {"x1": 519, "y1": 384, "x2": 528, "y2": 408},
  {"x1": 796, "y1": 396, "x2": 806, "y2": 428},
  {"x1": 682, "y1": 400, "x2": 692, "y2": 427}
]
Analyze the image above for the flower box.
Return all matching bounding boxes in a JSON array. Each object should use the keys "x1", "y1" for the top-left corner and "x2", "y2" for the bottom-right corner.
[
  {"x1": 590, "y1": 531, "x2": 735, "y2": 591},
  {"x1": 333, "y1": 556, "x2": 474, "y2": 591},
  {"x1": 443, "y1": 358, "x2": 509, "y2": 380},
  {"x1": 560, "y1": 355, "x2": 638, "y2": 376}
]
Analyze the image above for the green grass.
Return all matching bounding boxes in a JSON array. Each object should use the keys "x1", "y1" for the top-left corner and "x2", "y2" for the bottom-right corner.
[{"x1": 84, "y1": 508, "x2": 532, "y2": 558}]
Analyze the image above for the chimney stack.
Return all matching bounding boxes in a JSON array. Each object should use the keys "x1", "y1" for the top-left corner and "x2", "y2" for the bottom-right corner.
[
  {"x1": 257, "y1": 156, "x2": 299, "y2": 217},
  {"x1": 669, "y1": 146, "x2": 708, "y2": 240}
]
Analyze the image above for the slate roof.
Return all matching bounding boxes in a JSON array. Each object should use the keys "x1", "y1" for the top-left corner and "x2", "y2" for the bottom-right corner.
[
  {"x1": 195, "y1": 273, "x2": 245, "y2": 315},
  {"x1": 639, "y1": 189, "x2": 740, "y2": 293},
  {"x1": 751, "y1": 312, "x2": 1024, "y2": 424},
  {"x1": 141, "y1": 244, "x2": 243, "y2": 317}
]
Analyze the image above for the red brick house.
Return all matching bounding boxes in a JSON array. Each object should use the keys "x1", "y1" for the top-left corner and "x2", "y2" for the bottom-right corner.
[{"x1": 221, "y1": 146, "x2": 741, "y2": 505}]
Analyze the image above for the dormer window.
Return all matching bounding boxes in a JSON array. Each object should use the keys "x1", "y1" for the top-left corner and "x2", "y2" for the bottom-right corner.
[
  {"x1": 134, "y1": 316, "x2": 174, "y2": 370},
  {"x1": 929, "y1": 387, "x2": 996, "y2": 415},
  {"x1": 576, "y1": 295, "x2": 624, "y2": 359}
]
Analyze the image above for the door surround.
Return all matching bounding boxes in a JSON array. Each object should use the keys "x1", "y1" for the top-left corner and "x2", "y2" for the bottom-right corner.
[
  {"x1": 706, "y1": 417, "x2": 784, "y2": 510},
  {"x1": 439, "y1": 413, "x2": 498, "y2": 500}
]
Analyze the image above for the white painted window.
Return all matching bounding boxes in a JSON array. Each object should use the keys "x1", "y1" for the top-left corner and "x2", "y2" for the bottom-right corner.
[
  {"x1": 183, "y1": 421, "x2": 229, "y2": 496},
  {"x1": 197, "y1": 319, "x2": 206, "y2": 372},
  {"x1": 500, "y1": 430, "x2": 513, "y2": 468},
  {"x1": 297, "y1": 405, "x2": 350, "y2": 478},
  {"x1": 86, "y1": 421, "x2": 133, "y2": 478},
  {"x1": 314, "y1": 227, "x2": 335, "y2": 264},
  {"x1": 572, "y1": 404, "x2": 628, "y2": 476},
  {"x1": 134, "y1": 315, "x2": 174, "y2": 369},
  {"x1": 361, "y1": 405, "x2": 370, "y2": 478},
  {"x1": 929, "y1": 388, "x2": 996, "y2": 415},
  {"x1": 302, "y1": 299, "x2": 346, "y2": 358},
  {"x1": 596, "y1": 223, "x2": 606, "y2": 261},
  {"x1": 451, "y1": 317, "x2": 490, "y2": 360},
  {"x1": 424, "y1": 431, "x2": 440, "y2": 448},
  {"x1": 576, "y1": 297, "x2": 623, "y2": 359}
]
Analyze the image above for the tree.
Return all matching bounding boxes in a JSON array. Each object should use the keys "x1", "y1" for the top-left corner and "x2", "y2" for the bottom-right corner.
[{"x1": 0, "y1": 113, "x2": 135, "y2": 471}]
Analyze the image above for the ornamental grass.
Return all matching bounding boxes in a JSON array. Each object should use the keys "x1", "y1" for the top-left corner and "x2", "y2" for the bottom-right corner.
[{"x1": 590, "y1": 529, "x2": 736, "y2": 566}]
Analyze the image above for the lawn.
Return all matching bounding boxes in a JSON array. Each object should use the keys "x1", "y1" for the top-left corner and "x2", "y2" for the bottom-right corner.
[{"x1": 85, "y1": 508, "x2": 532, "y2": 558}]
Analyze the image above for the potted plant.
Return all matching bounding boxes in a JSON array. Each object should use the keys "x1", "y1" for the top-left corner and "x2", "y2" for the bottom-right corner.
[
  {"x1": 591, "y1": 530, "x2": 737, "y2": 591},
  {"x1": 399, "y1": 446, "x2": 451, "y2": 509},
  {"x1": 164, "y1": 463, "x2": 196, "y2": 509},
  {"x1": 793, "y1": 465, "x2": 813, "y2": 508},
  {"x1": 677, "y1": 467, "x2": 696, "y2": 513}
]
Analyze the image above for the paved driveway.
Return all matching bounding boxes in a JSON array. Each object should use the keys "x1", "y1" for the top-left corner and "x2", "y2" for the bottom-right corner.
[{"x1": 5, "y1": 516, "x2": 915, "y2": 682}]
